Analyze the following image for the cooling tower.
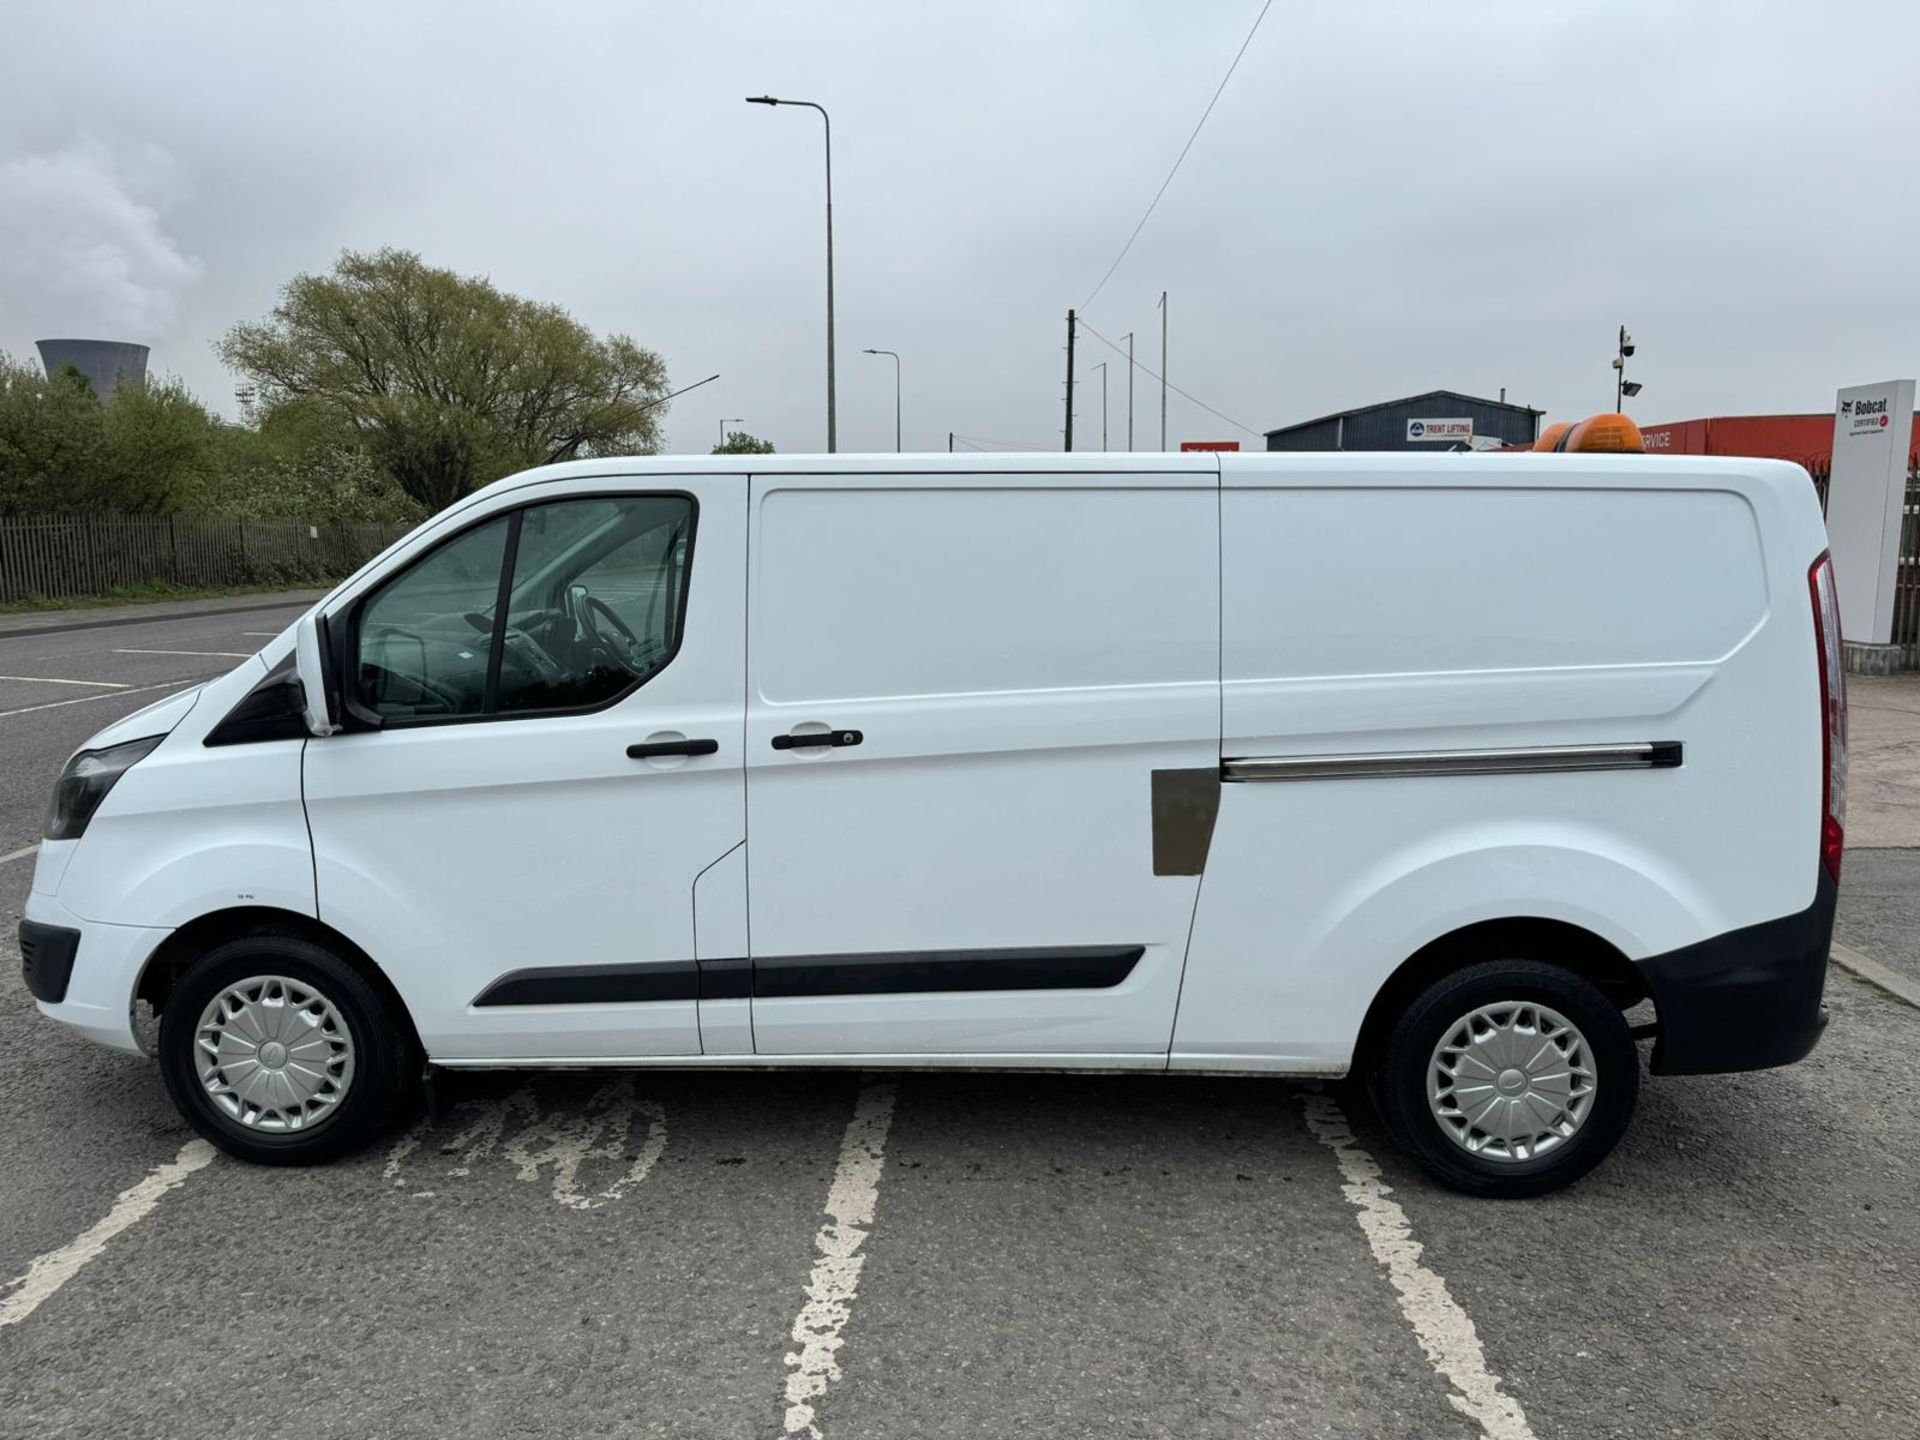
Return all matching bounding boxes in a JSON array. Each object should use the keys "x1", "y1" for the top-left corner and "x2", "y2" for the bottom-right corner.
[{"x1": 35, "y1": 339, "x2": 150, "y2": 396}]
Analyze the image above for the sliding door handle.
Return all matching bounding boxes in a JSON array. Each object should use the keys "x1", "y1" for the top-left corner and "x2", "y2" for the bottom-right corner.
[
  {"x1": 772, "y1": 729, "x2": 863, "y2": 751},
  {"x1": 627, "y1": 737, "x2": 719, "y2": 759}
]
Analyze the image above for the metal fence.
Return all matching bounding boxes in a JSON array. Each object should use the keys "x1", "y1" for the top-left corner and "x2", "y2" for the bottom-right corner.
[
  {"x1": 1807, "y1": 462, "x2": 1920, "y2": 668},
  {"x1": 0, "y1": 513, "x2": 415, "y2": 606}
]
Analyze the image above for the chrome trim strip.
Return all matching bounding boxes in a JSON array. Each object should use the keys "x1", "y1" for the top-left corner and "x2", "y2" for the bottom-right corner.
[{"x1": 1222, "y1": 742, "x2": 1681, "y2": 783}]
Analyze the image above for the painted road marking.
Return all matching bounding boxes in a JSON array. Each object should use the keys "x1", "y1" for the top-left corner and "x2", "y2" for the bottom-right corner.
[
  {"x1": 383, "y1": 1080, "x2": 668, "y2": 1209},
  {"x1": 0, "y1": 843, "x2": 39, "y2": 866},
  {"x1": 0, "y1": 1140, "x2": 216, "y2": 1328},
  {"x1": 0, "y1": 674, "x2": 129, "y2": 689},
  {"x1": 1832, "y1": 941, "x2": 1920, "y2": 1010},
  {"x1": 241, "y1": 631, "x2": 281, "y2": 637},
  {"x1": 782, "y1": 1081, "x2": 898, "y2": 1439},
  {"x1": 0, "y1": 678, "x2": 200, "y2": 720},
  {"x1": 1302, "y1": 1094, "x2": 1536, "y2": 1440},
  {"x1": 113, "y1": 648, "x2": 251, "y2": 659}
]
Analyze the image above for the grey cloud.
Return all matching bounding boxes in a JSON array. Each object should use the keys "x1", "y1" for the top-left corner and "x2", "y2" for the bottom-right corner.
[{"x1": 0, "y1": 137, "x2": 204, "y2": 345}]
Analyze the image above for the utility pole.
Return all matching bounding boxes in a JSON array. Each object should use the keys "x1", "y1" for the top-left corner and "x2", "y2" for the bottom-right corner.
[
  {"x1": 1092, "y1": 362, "x2": 1108, "y2": 450},
  {"x1": 1064, "y1": 309, "x2": 1076, "y2": 452},
  {"x1": 1122, "y1": 332, "x2": 1135, "y2": 450},
  {"x1": 948, "y1": 431, "x2": 954, "y2": 453},
  {"x1": 1157, "y1": 290, "x2": 1168, "y2": 450}
]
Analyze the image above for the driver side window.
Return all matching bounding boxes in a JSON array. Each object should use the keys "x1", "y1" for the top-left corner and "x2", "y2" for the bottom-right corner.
[{"x1": 352, "y1": 493, "x2": 696, "y2": 725}]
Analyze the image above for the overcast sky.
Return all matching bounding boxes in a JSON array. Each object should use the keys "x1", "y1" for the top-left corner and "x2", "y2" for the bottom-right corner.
[{"x1": 4, "y1": 1, "x2": 1918, "y2": 455}]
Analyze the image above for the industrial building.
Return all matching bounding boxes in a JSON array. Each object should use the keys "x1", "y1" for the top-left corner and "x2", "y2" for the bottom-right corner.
[
  {"x1": 35, "y1": 339, "x2": 149, "y2": 396},
  {"x1": 1264, "y1": 389, "x2": 1542, "y2": 452}
]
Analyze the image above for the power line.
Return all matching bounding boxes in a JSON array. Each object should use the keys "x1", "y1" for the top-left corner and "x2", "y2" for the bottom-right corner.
[
  {"x1": 1077, "y1": 0, "x2": 1275, "y2": 314},
  {"x1": 953, "y1": 433, "x2": 1047, "y2": 451},
  {"x1": 1076, "y1": 318, "x2": 1259, "y2": 437}
]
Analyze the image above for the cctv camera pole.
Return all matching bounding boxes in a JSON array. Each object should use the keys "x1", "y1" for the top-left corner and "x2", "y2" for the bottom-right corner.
[{"x1": 1613, "y1": 324, "x2": 1637, "y2": 410}]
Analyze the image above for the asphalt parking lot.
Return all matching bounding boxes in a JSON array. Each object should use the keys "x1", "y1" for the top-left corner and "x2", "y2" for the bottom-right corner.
[{"x1": 2, "y1": 597, "x2": 1918, "y2": 1440}]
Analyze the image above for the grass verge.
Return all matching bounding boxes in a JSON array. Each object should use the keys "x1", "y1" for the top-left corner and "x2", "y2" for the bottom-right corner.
[{"x1": 0, "y1": 580, "x2": 325, "y2": 616}]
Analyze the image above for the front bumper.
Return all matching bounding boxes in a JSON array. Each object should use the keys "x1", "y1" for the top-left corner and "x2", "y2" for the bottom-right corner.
[
  {"x1": 1639, "y1": 869, "x2": 1837, "y2": 1076},
  {"x1": 21, "y1": 890, "x2": 168, "y2": 1055}
]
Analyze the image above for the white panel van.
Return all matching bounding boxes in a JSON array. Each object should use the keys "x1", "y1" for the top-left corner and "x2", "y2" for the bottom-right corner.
[{"x1": 22, "y1": 452, "x2": 1845, "y2": 1196}]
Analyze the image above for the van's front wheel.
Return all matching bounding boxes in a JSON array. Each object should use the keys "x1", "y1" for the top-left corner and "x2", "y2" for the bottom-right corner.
[
  {"x1": 158, "y1": 933, "x2": 410, "y2": 1165},
  {"x1": 1376, "y1": 960, "x2": 1638, "y2": 1198}
]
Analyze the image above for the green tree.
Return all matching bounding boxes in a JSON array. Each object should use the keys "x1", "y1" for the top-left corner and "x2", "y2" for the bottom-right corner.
[
  {"x1": 712, "y1": 430, "x2": 775, "y2": 455},
  {"x1": 219, "y1": 248, "x2": 670, "y2": 513},
  {"x1": 0, "y1": 353, "x2": 226, "y2": 516}
]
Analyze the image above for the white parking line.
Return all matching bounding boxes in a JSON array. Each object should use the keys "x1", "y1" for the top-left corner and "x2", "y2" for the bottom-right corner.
[
  {"x1": 241, "y1": 631, "x2": 281, "y2": 638},
  {"x1": 0, "y1": 674, "x2": 129, "y2": 689},
  {"x1": 1302, "y1": 1094, "x2": 1536, "y2": 1440},
  {"x1": 113, "y1": 648, "x2": 250, "y2": 659},
  {"x1": 0, "y1": 843, "x2": 39, "y2": 866},
  {"x1": 0, "y1": 1140, "x2": 216, "y2": 1328},
  {"x1": 1832, "y1": 941, "x2": 1920, "y2": 1010},
  {"x1": 0, "y1": 678, "x2": 199, "y2": 720},
  {"x1": 782, "y1": 1081, "x2": 898, "y2": 1439}
]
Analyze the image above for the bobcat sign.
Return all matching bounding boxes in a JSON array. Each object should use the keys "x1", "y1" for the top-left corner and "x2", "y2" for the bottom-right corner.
[{"x1": 1825, "y1": 379, "x2": 1915, "y2": 654}]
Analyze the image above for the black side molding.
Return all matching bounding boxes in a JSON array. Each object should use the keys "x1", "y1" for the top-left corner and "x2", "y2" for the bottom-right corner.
[
  {"x1": 1638, "y1": 868, "x2": 1836, "y2": 1076},
  {"x1": 474, "y1": 961, "x2": 699, "y2": 1007},
  {"x1": 752, "y1": 945, "x2": 1144, "y2": 999},
  {"x1": 472, "y1": 946, "x2": 1146, "y2": 1007}
]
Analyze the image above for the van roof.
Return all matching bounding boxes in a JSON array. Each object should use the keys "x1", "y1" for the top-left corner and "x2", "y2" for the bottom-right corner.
[{"x1": 462, "y1": 449, "x2": 1818, "y2": 510}]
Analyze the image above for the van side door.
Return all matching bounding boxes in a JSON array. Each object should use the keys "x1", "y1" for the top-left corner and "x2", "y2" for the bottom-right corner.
[
  {"x1": 302, "y1": 475, "x2": 747, "y2": 1063},
  {"x1": 743, "y1": 467, "x2": 1220, "y2": 1060}
]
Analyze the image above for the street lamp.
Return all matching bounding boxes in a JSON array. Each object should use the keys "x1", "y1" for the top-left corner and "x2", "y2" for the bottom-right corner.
[
  {"x1": 748, "y1": 95, "x2": 836, "y2": 452},
  {"x1": 719, "y1": 417, "x2": 742, "y2": 448},
  {"x1": 862, "y1": 349, "x2": 901, "y2": 452}
]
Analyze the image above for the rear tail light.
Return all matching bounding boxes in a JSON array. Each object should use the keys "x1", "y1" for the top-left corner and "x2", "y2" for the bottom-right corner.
[{"x1": 1809, "y1": 552, "x2": 1847, "y2": 882}]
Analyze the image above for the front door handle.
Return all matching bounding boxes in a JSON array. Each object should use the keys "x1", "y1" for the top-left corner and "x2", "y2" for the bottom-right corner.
[
  {"x1": 627, "y1": 738, "x2": 719, "y2": 759},
  {"x1": 771, "y1": 729, "x2": 863, "y2": 751}
]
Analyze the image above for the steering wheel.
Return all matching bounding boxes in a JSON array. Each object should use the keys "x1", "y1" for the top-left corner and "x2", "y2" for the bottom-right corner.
[{"x1": 579, "y1": 593, "x2": 651, "y2": 671}]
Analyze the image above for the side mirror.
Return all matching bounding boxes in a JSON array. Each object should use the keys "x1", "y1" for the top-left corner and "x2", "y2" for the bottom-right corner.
[{"x1": 293, "y1": 613, "x2": 341, "y2": 736}]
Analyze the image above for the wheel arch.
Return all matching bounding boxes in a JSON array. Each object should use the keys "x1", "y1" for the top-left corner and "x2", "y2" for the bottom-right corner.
[
  {"x1": 135, "y1": 906, "x2": 423, "y2": 1059},
  {"x1": 1352, "y1": 916, "x2": 1648, "y2": 1076}
]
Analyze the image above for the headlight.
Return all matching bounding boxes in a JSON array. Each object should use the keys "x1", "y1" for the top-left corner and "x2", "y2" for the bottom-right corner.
[{"x1": 45, "y1": 735, "x2": 163, "y2": 841}]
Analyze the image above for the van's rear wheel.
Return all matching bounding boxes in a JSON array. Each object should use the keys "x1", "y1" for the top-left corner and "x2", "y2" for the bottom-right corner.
[
  {"x1": 158, "y1": 933, "x2": 410, "y2": 1166},
  {"x1": 1375, "y1": 960, "x2": 1638, "y2": 1198}
]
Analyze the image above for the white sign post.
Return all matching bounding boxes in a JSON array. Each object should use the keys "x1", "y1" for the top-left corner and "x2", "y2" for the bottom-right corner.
[{"x1": 1824, "y1": 379, "x2": 1914, "y2": 668}]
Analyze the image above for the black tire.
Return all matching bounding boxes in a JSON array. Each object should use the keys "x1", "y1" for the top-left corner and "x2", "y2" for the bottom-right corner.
[
  {"x1": 1373, "y1": 959, "x2": 1638, "y2": 1199},
  {"x1": 158, "y1": 932, "x2": 412, "y2": 1166}
]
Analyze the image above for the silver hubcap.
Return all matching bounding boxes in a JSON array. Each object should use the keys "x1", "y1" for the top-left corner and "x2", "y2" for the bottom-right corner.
[
  {"x1": 1428, "y1": 1001, "x2": 1596, "y2": 1162},
  {"x1": 194, "y1": 976, "x2": 355, "y2": 1131}
]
